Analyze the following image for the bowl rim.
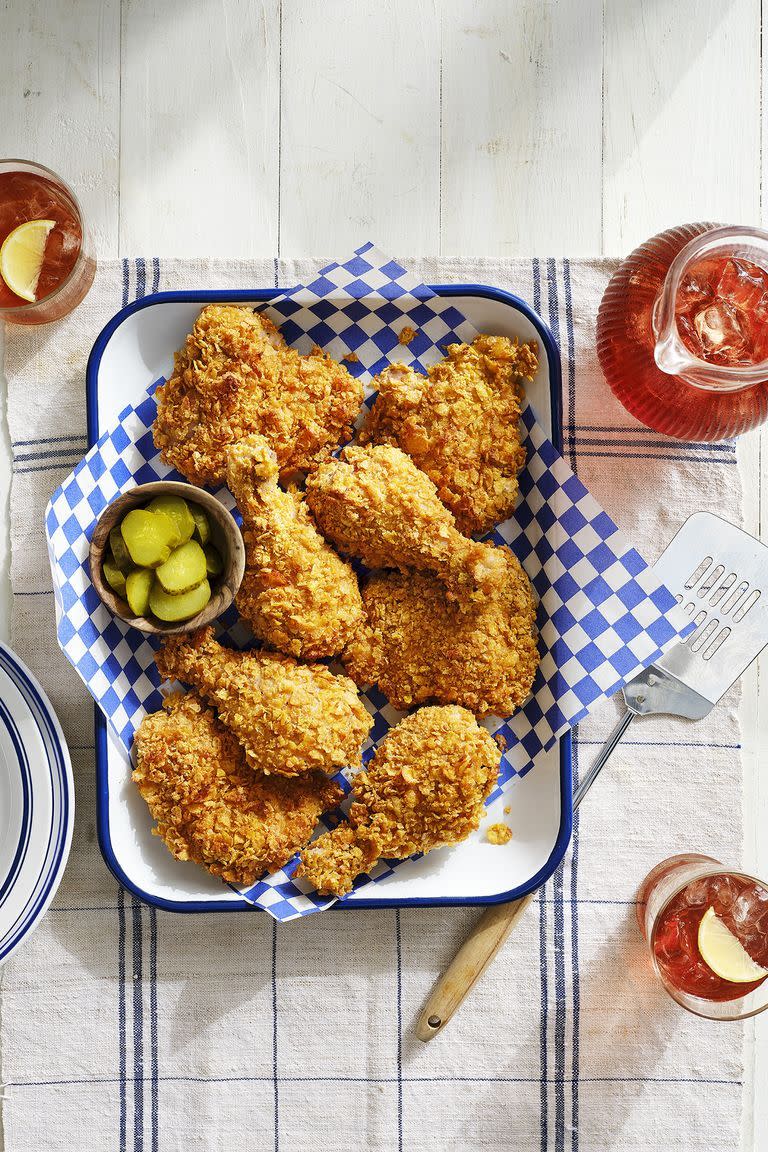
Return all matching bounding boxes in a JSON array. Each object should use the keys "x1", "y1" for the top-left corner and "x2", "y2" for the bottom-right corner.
[{"x1": 88, "y1": 479, "x2": 245, "y2": 636}]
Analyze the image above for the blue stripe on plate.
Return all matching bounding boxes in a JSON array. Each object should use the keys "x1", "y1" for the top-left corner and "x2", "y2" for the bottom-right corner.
[
  {"x1": 0, "y1": 695, "x2": 33, "y2": 916},
  {"x1": 0, "y1": 646, "x2": 72, "y2": 963}
]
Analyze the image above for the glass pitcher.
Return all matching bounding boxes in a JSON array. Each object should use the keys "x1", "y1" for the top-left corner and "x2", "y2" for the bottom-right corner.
[{"x1": 596, "y1": 224, "x2": 768, "y2": 441}]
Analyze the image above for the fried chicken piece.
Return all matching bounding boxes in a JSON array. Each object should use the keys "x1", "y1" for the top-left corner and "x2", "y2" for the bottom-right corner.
[
  {"x1": 296, "y1": 706, "x2": 499, "y2": 897},
  {"x1": 155, "y1": 627, "x2": 371, "y2": 777},
  {"x1": 297, "y1": 823, "x2": 382, "y2": 898},
  {"x1": 304, "y1": 444, "x2": 507, "y2": 599},
  {"x1": 133, "y1": 692, "x2": 343, "y2": 885},
  {"x1": 226, "y1": 434, "x2": 363, "y2": 659},
  {"x1": 153, "y1": 305, "x2": 363, "y2": 486},
  {"x1": 343, "y1": 554, "x2": 538, "y2": 718},
  {"x1": 359, "y1": 335, "x2": 538, "y2": 536}
]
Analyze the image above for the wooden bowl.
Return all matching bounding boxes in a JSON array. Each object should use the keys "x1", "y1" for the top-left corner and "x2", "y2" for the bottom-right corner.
[{"x1": 89, "y1": 481, "x2": 245, "y2": 636}]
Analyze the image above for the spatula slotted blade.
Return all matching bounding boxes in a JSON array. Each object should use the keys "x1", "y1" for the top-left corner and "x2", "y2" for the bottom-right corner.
[{"x1": 651, "y1": 511, "x2": 768, "y2": 707}]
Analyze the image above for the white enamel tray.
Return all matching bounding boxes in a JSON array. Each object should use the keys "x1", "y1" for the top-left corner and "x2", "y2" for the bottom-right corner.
[
  {"x1": 87, "y1": 286, "x2": 572, "y2": 913},
  {"x1": 0, "y1": 644, "x2": 73, "y2": 960}
]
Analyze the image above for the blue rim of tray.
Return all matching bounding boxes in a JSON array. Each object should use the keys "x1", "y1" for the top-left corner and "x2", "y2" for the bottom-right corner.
[
  {"x1": 86, "y1": 284, "x2": 573, "y2": 913},
  {"x1": 0, "y1": 644, "x2": 73, "y2": 961}
]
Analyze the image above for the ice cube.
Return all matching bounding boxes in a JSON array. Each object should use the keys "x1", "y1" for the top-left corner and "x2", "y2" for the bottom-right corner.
[
  {"x1": 731, "y1": 892, "x2": 753, "y2": 925},
  {"x1": 679, "y1": 916, "x2": 697, "y2": 957},
  {"x1": 732, "y1": 886, "x2": 768, "y2": 939},
  {"x1": 655, "y1": 917, "x2": 681, "y2": 960},
  {"x1": 755, "y1": 886, "x2": 768, "y2": 909},
  {"x1": 676, "y1": 311, "x2": 698, "y2": 351},
  {"x1": 710, "y1": 874, "x2": 738, "y2": 913},
  {"x1": 693, "y1": 301, "x2": 750, "y2": 361},
  {"x1": 716, "y1": 258, "x2": 768, "y2": 314},
  {"x1": 676, "y1": 271, "x2": 714, "y2": 314},
  {"x1": 754, "y1": 902, "x2": 768, "y2": 936},
  {"x1": 683, "y1": 878, "x2": 710, "y2": 907},
  {"x1": 745, "y1": 294, "x2": 768, "y2": 362},
  {"x1": 59, "y1": 225, "x2": 81, "y2": 256}
]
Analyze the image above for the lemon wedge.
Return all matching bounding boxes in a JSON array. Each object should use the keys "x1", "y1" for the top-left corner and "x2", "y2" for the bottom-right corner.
[
  {"x1": 698, "y1": 906, "x2": 768, "y2": 983},
  {"x1": 0, "y1": 219, "x2": 55, "y2": 302}
]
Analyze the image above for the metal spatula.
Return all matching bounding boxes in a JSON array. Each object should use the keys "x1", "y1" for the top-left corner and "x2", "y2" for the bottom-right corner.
[
  {"x1": 416, "y1": 511, "x2": 768, "y2": 1042},
  {"x1": 575, "y1": 510, "x2": 768, "y2": 804}
]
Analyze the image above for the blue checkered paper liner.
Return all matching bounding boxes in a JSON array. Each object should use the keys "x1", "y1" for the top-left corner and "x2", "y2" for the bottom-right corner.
[
  {"x1": 46, "y1": 243, "x2": 691, "y2": 921},
  {"x1": 263, "y1": 242, "x2": 476, "y2": 379}
]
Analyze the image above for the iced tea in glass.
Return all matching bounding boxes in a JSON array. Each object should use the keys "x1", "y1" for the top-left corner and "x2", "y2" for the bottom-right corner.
[
  {"x1": 0, "y1": 159, "x2": 95, "y2": 325},
  {"x1": 637, "y1": 854, "x2": 768, "y2": 1020}
]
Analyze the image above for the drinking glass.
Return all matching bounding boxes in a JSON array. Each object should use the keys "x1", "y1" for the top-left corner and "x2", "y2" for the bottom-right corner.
[
  {"x1": 0, "y1": 159, "x2": 96, "y2": 325},
  {"x1": 637, "y1": 853, "x2": 768, "y2": 1020}
]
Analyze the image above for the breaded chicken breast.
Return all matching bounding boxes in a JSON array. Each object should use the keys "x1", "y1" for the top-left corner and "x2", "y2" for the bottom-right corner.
[
  {"x1": 133, "y1": 692, "x2": 343, "y2": 885},
  {"x1": 296, "y1": 706, "x2": 499, "y2": 897},
  {"x1": 153, "y1": 305, "x2": 363, "y2": 486},
  {"x1": 360, "y1": 335, "x2": 538, "y2": 535},
  {"x1": 343, "y1": 554, "x2": 538, "y2": 717}
]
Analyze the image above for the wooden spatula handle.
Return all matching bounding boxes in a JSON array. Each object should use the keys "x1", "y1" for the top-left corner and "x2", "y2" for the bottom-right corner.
[{"x1": 415, "y1": 890, "x2": 537, "y2": 1041}]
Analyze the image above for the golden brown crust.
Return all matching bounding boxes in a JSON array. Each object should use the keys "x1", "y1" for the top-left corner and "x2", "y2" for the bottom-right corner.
[
  {"x1": 226, "y1": 433, "x2": 363, "y2": 658},
  {"x1": 359, "y1": 335, "x2": 537, "y2": 536},
  {"x1": 155, "y1": 627, "x2": 371, "y2": 777},
  {"x1": 305, "y1": 444, "x2": 507, "y2": 599},
  {"x1": 153, "y1": 305, "x2": 363, "y2": 486},
  {"x1": 293, "y1": 823, "x2": 381, "y2": 898},
  {"x1": 342, "y1": 558, "x2": 538, "y2": 718},
  {"x1": 296, "y1": 706, "x2": 500, "y2": 897},
  {"x1": 133, "y1": 692, "x2": 343, "y2": 885},
  {"x1": 486, "y1": 822, "x2": 512, "y2": 845}
]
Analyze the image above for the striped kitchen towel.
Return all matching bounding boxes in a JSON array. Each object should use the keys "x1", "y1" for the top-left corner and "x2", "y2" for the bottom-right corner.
[{"x1": 0, "y1": 256, "x2": 744, "y2": 1152}]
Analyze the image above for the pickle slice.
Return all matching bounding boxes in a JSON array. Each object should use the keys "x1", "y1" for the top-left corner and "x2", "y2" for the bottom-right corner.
[
  {"x1": 204, "y1": 544, "x2": 224, "y2": 577},
  {"x1": 120, "y1": 508, "x2": 177, "y2": 568},
  {"x1": 103, "y1": 557, "x2": 127, "y2": 598},
  {"x1": 190, "y1": 505, "x2": 211, "y2": 546},
  {"x1": 155, "y1": 539, "x2": 207, "y2": 594},
  {"x1": 149, "y1": 577, "x2": 211, "y2": 622},
  {"x1": 146, "y1": 495, "x2": 195, "y2": 547},
  {"x1": 126, "y1": 568, "x2": 154, "y2": 617},
  {"x1": 109, "y1": 526, "x2": 133, "y2": 574}
]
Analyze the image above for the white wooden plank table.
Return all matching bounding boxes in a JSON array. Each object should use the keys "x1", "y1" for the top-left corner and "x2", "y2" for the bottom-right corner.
[{"x1": 0, "y1": 1, "x2": 765, "y2": 1147}]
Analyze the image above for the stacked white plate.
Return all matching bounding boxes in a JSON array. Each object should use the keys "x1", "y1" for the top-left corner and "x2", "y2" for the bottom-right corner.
[{"x1": 0, "y1": 644, "x2": 73, "y2": 965}]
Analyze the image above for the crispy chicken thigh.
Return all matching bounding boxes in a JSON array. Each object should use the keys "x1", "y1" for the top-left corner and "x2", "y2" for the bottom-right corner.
[
  {"x1": 226, "y1": 433, "x2": 363, "y2": 659},
  {"x1": 153, "y1": 305, "x2": 363, "y2": 486},
  {"x1": 155, "y1": 627, "x2": 371, "y2": 777},
  {"x1": 360, "y1": 335, "x2": 537, "y2": 536},
  {"x1": 296, "y1": 706, "x2": 499, "y2": 897},
  {"x1": 304, "y1": 444, "x2": 507, "y2": 599},
  {"x1": 343, "y1": 555, "x2": 538, "y2": 717},
  {"x1": 133, "y1": 692, "x2": 343, "y2": 885}
]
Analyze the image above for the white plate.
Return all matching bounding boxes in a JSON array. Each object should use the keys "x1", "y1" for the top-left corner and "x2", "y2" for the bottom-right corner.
[
  {"x1": 0, "y1": 644, "x2": 73, "y2": 961},
  {"x1": 87, "y1": 285, "x2": 572, "y2": 912}
]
